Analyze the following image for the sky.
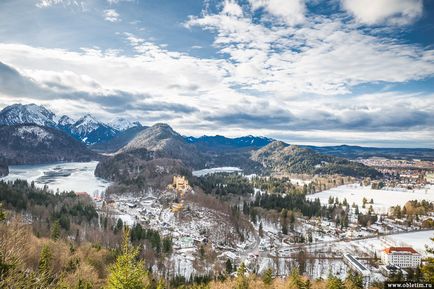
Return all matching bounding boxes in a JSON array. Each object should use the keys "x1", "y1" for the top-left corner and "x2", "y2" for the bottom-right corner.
[{"x1": 0, "y1": 0, "x2": 433, "y2": 148}]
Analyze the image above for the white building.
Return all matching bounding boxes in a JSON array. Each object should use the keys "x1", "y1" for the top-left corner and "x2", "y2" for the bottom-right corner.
[
  {"x1": 343, "y1": 254, "x2": 371, "y2": 288},
  {"x1": 381, "y1": 247, "x2": 421, "y2": 268}
]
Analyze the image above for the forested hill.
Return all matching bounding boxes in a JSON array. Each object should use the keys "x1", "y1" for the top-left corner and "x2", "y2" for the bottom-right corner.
[
  {"x1": 251, "y1": 141, "x2": 381, "y2": 178},
  {"x1": 0, "y1": 124, "x2": 98, "y2": 166}
]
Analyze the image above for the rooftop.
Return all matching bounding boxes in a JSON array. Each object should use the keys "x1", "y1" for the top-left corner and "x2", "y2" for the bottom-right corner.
[{"x1": 383, "y1": 247, "x2": 419, "y2": 254}]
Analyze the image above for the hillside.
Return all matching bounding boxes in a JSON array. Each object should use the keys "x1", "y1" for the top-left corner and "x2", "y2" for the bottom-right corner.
[
  {"x1": 251, "y1": 141, "x2": 381, "y2": 178},
  {"x1": 95, "y1": 148, "x2": 190, "y2": 190},
  {"x1": 0, "y1": 156, "x2": 8, "y2": 176},
  {"x1": 90, "y1": 126, "x2": 147, "y2": 153},
  {"x1": 120, "y1": 123, "x2": 204, "y2": 168},
  {"x1": 0, "y1": 124, "x2": 98, "y2": 165}
]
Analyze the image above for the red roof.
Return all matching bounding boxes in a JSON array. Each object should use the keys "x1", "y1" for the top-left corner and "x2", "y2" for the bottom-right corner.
[{"x1": 384, "y1": 247, "x2": 419, "y2": 254}]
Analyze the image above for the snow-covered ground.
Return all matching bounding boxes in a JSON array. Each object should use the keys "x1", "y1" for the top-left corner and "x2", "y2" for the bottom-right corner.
[
  {"x1": 310, "y1": 230, "x2": 434, "y2": 258},
  {"x1": 307, "y1": 184, "x2": 434, "y2": 214},
  {"x1": 386, "y1": 230, "x2": 434, "y2": 256},
  {"x1": 192, "y1": 167, "x2": 242, "y2": 177}
]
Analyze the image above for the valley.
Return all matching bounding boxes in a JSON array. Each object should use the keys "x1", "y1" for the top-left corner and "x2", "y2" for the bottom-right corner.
[{"x1": 0, "y1": 103, "x2": 433, "y2": 288}]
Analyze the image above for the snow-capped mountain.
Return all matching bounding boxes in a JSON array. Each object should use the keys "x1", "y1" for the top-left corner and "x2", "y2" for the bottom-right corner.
[
  {"x1": 109, "y1": 117, "x2": 142, "y2": 131},
  {"x1": 57, "y1": 115, "x2": 75, "y2": 128},
  {"x1": 0, "y1": 103, "x2": 57, "y2": 127},
  {"x1": 69, "y1": 114, "x2": 118, "y2": 145},
  {"x1": 0, "y1": 104, "x2": 126, "y2": 145}
]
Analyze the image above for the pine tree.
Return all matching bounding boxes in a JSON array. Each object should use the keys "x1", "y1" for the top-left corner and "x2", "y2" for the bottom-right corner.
[
  {"x1": 51, "y1": 220, "x2": 61, "y2": 240},
  {"x1": 236, "y1": 262, "x2": 248, "y2": 289},
  {"x1": 262, "y1": 268, "x2": 272, "y2": 285},
  {"x1": 225, "y1": 259, "x2": 233, "y2": 274},
  {"x1": 0, "y1": 203, "x2": 5, "y2": 221},
  {"x1": 156, "y1": 278, "x2": 165, "y2": 289},
  {"x1": 280, "y1": 209, "x2": 288, "y2": 235},
  {"x1": 326, "y1": 275, "x2": 344, "y2": 289},
  {"x1": 288, "y1": 267, "x2": 303, "y2": 289},
  {"x1": 106, "y1": 228, "x2": 150, "y2": 289},
  {"x1": 114, "y1": 218, "x2": 123, "y2": 234},
  {"x1": 38, "y1": 245, "x2": 52, "y2": 284},
  {"x1": 345, "y1": 271, "x2": 363, "y2": 289},
  {"x1": 258, "y1": 222, "x2": 264, "y2": 238}
]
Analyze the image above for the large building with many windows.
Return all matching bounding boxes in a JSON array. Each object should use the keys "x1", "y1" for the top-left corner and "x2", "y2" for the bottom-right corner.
[{"x1": 381, "y1": 247, "x2": 421, "y2": 268}]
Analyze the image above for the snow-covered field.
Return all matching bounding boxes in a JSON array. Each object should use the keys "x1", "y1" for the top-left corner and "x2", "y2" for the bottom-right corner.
[
  {"x1": 307, "y1": 184, "x2": 434, "y2": 213},
  {"x1": 327, "y1": 230, "x2": 434, "y2": 258},
  {"x1": 192, "y1": 167, "x2": 242, "y2": 177},
  {"x1": 386, "y1": 230, "x2": 434, "y2": 256}
]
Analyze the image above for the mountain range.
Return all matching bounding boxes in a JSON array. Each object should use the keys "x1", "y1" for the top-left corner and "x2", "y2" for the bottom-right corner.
[
  {"x1": 0, "y1": 103, "x2": 433, "y2": 182},
  {"x1": 0, "y1": 103, "x2": 142, "y2": 145}
]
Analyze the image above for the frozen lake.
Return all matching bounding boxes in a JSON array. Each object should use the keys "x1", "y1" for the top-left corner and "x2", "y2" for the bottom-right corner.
[
  {"x1": 192, "y1": 166, "x2": 242, "y2": 177},
  {"x1": 1, "y1": 161, "x2": 110, "y2": 197}
]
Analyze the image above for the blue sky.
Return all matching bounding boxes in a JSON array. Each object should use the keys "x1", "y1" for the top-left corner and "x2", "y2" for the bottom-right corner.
[{"x1": 0, "y1": 0, "x2": 433, "y2": 147}]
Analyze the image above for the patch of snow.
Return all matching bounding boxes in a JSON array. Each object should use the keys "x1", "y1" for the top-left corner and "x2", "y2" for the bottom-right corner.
[{"x1": 14, "y1": 126, "x2": 53, "y2": 142}]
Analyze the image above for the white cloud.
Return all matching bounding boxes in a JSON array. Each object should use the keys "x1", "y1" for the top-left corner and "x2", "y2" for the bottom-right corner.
[
  {"x1": 222, "y1": 0, "x2": 244, "y2": 17},
  {"x1": 103, "y1": 9, "x2": 121, "y2": 22},
  {"x1": 186, "y1": 10, "x2": 434, "y2": 97},
  {"x1": 248, "y1": 0, "x2": 306, "y2": 25},
  {"x1": 1, "y1": 0, "x2": 434, "y2": 147},
  {"x1": 36, "y1": 0, "x2": 63, "y2": 8},
  {"x1": 36, "y1": 0, "x2": 87, "y2": 9},
  {"x1": 341, "y1": 0, "x2": 423, "y2": 25}
]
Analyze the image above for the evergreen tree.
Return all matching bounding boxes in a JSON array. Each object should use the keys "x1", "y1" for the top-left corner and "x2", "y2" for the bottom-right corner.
[
  {"x1": 156, "y1": 278, "x2": 165, "y2": 289},
  {"x1": 38, "y1": 245, "x2": 53, "y2": 284},
  {"x1": 106, "y1": 228, "x2": 150, "y2": 289},
  {"x1": 262, "y1": 268, "x2": 273, "y2": 286},
  {"x1": 0, "y1": 203, "x2": 5, "y2": 221},
  {"x1": 345, "y1": 271, "x2": 363, "y2": 289},
  {"x1": 355, "y1": 205, "x2": 359, "y2": 215},
  {"x1": 280, "y1": 209, "x2": 288, "y2": 235},
  {"x1": 288, "y1": 267, "x2": 303, "y2": 289},
  {"x1": 236, "y1": 262, "x2": 248, "y2": 289},
  {"x1": 114, "y1": 218, "x2": 123, "y2": 234},
  {"x1": 326, "y1": 275, "x2": 344, "y2": 289},
  {"x1": 258, "y1": 222, "x2": 264, "y2": 238},
  {"x1": 225, "y1": 259, "x2": 233, "y2": 274},
  {"x1": 51, "y1": 220, "x2": 61, "y2": 240}
]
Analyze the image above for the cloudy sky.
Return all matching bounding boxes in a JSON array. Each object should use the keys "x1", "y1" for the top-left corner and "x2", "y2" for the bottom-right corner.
[{"x1": 0, "y1": 0, "x2": 433, "y2": 147}]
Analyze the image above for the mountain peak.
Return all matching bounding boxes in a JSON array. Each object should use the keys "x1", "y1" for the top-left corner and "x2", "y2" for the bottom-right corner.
[
  {"x1": 0, "y1": 103, "x2": 56, "y2": 127},
  {"x1": 58, "y1": 115, "x2": 75, "y2": 127},
  {"x1": 109, "y1": 117, "x2": 141, "y2": 131}
]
